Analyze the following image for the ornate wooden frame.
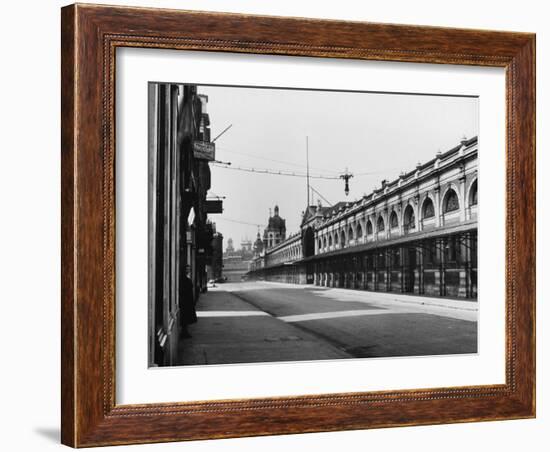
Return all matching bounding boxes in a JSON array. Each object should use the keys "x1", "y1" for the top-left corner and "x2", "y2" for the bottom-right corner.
[{"x1": 61, "y1": 3, "x2": 535, "y2": 447}]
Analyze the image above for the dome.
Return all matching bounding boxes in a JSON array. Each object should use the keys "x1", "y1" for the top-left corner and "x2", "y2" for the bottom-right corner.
[
  {"x1": 268, "y1": 215, "x2": 286, "y2": 231},
  {"x1": 265, "y1": 205, "x2": 286, "y2": 232}
]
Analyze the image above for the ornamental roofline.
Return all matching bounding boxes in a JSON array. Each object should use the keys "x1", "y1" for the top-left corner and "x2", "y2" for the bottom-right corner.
[
  {"x1": 262, "y1": 231, "x2": 302, "y2": 256},
  {"x1": 256, "y1": 136, "x2": 477, "y2": 258},
  {"x1": 317, "y1": 136, "x2": 478, "y2": 229}
]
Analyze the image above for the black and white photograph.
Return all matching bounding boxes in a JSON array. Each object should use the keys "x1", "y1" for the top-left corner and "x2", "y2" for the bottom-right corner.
[{"x1": 147, "y1": 83, "x2": 479, "y2": 368}]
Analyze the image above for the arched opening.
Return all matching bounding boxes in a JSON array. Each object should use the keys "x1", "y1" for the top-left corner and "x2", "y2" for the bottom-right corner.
[
  {"x1": 377, "y1": 216, "x2": 385, "y2": 232},
  {"x1": 443, "y1": 189, "x2": 460, "y2": 213},
  {"x1": 340, "y1": 231, "x2": 346, "y2": 247},
  {"x1": 469, "y1": 180, "x2": 478, "y2": 206},
  {"x1": 323, "y1": 236, "x2": 327, "y2": 248},
  {"x1": 422, "y1": 197, "x2": 435, "y2": 219},
  {"x1": 329, "y1": 235, "x2": 333, "y2": 247},
  {"x1": 366, "y1": 220, "x2": 373, "y2": 235},
  {"x1": 404, "y1": 205, "x2": 415, "y2": 233},
  {"x1": 390, "y1": 211, "x2": 398, "y2": 229},
  {"x1": 302, "y1": 227, "x2": 315, "y2": 258},
  {"x1": 334, "y1": 232, "x2": 339, "y2": 247},
  {"x1": 348, "y1": 226, "x2": 354, "y2": 243},
  {"x1": 356, "y1": 223, "x2": 363, "y2": 239}
]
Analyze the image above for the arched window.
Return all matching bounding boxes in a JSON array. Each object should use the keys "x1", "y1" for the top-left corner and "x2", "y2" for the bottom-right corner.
[
  {"x1": 329, "y1": 235, "x2": 333, "y2": 246},
  {"x1": 443, "y1": 189, "x2": 460, "y2": 213},
  {"x1": 318, "y1": 239, "x2": 322, "y2": 250},
  {"x1": 469, "y1": 180, "x2": 478, "y2": 206},
  {"x1": 390, "y1": 211, "x2": 398, "y2": 229},
  {"x1": 404, "y1": 205, "x2": 415, "y2": 232},
  {"x1": 340, "y1": 231, "x2": 346, "y2": 247},
  {"x1": 377, "y1": 216, "x2": 385, "y2": 232},
  {"x1": 334, "y1": 233, "x2": 338, "y2": 246},
  {"x1": 422, "y1": 198, "x2": 435, "y2": 219},
  {"x1": 323, "y1": 237, "x2": 327, "y2": 248},
  {"x1": 348, "y1": 226, "x2": 354, "y2": 242},
  {"x1": 356, "y1": 223, "x2": 363, "y2": 239},
  {"x1": 366, "y1": 220, "x2": 373, "y2": 235}
]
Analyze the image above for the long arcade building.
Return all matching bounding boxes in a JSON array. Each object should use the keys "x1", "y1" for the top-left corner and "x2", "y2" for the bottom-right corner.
[{"x1": 248, "y1": 137, "x2": 478, "y2": 300}]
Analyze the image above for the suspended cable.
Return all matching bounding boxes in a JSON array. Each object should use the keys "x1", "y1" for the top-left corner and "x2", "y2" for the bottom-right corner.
[
  {"x1": 211, "y1": 162, "x2": 344, "y2": 180},
  {"x1": 212, "y1": 161, "x2": 387, "y2": 179},
  {"x1": 215, "y1": 217, "x2": 264, "y2": 227},
  {"x1": 216, "y1": 146, "x2": 340, "y2": 175},
  {"x1": 213, "y1": 215, "x2": 300, "y2": 230}
]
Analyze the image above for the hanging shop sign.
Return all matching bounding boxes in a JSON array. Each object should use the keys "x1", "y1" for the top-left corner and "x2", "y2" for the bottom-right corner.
[
  {"x1": 193, "y1": 140, "x2": 215, "y2": 161},
  {"x1": 205, "y1": 200, "x2": 223, "y2": 214}
]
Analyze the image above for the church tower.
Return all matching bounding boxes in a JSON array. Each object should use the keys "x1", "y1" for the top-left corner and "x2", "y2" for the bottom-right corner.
[
  {"x1": 226, "y1": 237, "x2": 234, "y2": 253},
  {"x1": 263, "y1": 204, "x2": 286, "y2": 250},
  {"x1": 253, "y1": 229, "x2": 264, "y2": 256}
]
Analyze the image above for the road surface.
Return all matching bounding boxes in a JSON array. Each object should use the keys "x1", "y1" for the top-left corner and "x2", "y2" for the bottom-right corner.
[{"x1": 176, "y1": 281, "x2": 477, "y2": 366}]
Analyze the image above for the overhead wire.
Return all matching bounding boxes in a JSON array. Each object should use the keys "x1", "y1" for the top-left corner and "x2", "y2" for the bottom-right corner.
[
  {"x1": 211, "y1": 161, "x2": 395, "y2": 180},
  {"x1": 214, "y1": 217, "x2": 263, "y2": 227},
  {"x1": 211, "y1": 162, "x2": 361, "y2": 180},
  {"x1": 214, "y1": 216, "x2": 300, "y2": 230},
  {"x1": 215, "y1": 146, "x2": 341, "y2": 175}
]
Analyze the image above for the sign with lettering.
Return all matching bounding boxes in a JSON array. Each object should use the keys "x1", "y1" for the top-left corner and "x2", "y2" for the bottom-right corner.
[{"x1": 193, "y1": 141, "x2": 215, "y2": 161}]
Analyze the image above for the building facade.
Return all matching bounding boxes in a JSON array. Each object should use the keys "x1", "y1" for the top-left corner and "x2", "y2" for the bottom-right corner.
[
  {"x1": 263, "y1": 205, "x2": 286, "y2": 249},
  {"x1": 222, "y1": 237, "x2": 255, "y2": 281},
  {"x1": 248, "y1": 137, "x2": 478, "y2": 300},
  {"x1": 206, "y1": 228, "x2": 223, "y2": 282},
  {"x1": 148, "y1": 83, "x2": 217, "y2": 366}
]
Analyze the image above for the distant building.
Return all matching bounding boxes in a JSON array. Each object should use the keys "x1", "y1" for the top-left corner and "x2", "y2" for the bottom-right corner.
[
  {"x1": 222, "y1": 237, "x2": 255, "y2": 282},
  {"x1": 207, "y1": 230, "x2": 223, "y2": 281},
  {"x1": 226, "y1": 237, "x2": 235, "y2": 254},
  {"x1": 253, "y1": 230, "x2": 264, "y2": 256},
  {"x1": 263, "y1": 205, "x2": 286, "y2": 249},
  {"x1": 241, "y1": 238, "x2": 253, "y2": 253}
]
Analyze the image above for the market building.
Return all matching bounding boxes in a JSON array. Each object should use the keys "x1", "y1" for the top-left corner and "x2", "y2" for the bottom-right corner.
[{"x1": 248, "y1": 137, "x2": 478, "y2": 300}]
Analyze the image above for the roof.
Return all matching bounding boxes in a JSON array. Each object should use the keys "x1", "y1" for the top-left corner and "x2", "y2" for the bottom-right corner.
[
  {"x1": 316, "y1": 137, "x2": 478, "y2": 229},
  {"x1": 301, "y1": 201, "x2": 350, "y2": 226},
  {"x1": 266, "y1": 214, "x2": 286, "y2": 231}
]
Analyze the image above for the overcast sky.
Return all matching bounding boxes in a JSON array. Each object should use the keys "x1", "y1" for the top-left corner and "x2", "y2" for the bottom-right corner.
[{"x1": 197, "y1": 84, "x2": 478, "y2": 249}]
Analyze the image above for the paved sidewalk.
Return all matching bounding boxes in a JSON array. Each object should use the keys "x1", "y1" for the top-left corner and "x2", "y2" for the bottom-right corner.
[
  {"x1": 261, "y1": 281, "x2": 479, "y2": 312},
  {"x1": 175, "y1": 287, "x2": 351, "y2": 366}
]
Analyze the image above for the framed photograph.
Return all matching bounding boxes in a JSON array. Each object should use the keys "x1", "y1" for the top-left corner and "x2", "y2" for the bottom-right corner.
[{"x1": 61, "y1": 3, "x2": 535, "y2": 447}]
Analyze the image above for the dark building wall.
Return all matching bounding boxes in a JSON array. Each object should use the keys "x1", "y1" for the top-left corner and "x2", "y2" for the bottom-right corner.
[
  {"x1": 148, "y1": 83, "x2": 215, "y2": 367},
  {"x1": 207, "y1": 232, "x2": 224, "y2": 281}
]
